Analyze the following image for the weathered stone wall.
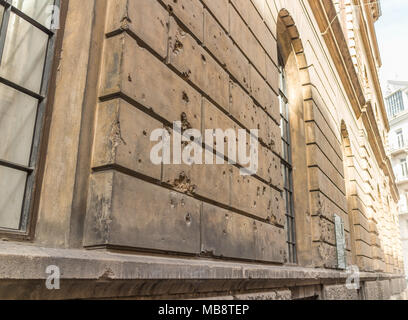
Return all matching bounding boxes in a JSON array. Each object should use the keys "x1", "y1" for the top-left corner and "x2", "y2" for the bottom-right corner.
[
  {"x1": 8, "y1": 0, "x2": 402, "y2": 299},
  {"x1": 84, "y1": 0, "x2": 287, "y2": 264},
  {"x1": 79, "y1": 0, "x2": 403, "y2": 274}
]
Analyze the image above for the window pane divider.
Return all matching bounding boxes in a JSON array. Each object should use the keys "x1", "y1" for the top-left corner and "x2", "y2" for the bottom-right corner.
[
  {"x1": 0, "y1": 76, "x2": 44, "y2": 100},
  {"x1": 0, "y1": 159, "x2": 34, "y2": 173},
  {"x1": 0, "y1": 0, "x2": 11, "y2": 64},
  {"x1": 10, "y1": 6, "x2": 54, "y2": 36},
  {"x1": 0, "y1": 0, "x2": 54, "y2": 35}
]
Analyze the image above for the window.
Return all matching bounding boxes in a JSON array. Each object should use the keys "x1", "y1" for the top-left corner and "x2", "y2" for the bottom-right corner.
[
  {"x1": 401, "y1": 159, "x2": 408, "y2": 179},
  {"x1": 386, "y1": 90, "x2": 404, "y2": 118},
  {"x1": 279, "y1": 55, "x2": 297, "y2": 264},
  {"x1": 0, "y1": 0, "x2": 59, "y2": 232},
  {"x1": 397, "y1": 129, "x2": 405, "y2": 149}
]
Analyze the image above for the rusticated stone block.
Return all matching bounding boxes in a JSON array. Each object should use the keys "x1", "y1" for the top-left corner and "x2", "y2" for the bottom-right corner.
[
  {"x1": 202, "y1": 0, "x2": 229, "y2": 31},
  {"x1": 356, "y1": 256, "x2": 374, "y2": 272},
  {"x1": 257, "y1": 145, "x2": 283, "y2": 190},
  {"x1": 99, "y1": 33, "x2": 201, "y2": 130},
  {"x1": 245, "y1": 0, "x2": 277, "y2": 65},
  {"x1": 84, "y1": 171, "x2": 201, "y2": 254},
  {"x1": 162, "y1": 157, "x2": 232, "y2": 207},
  {"x1": 306, "y1": 144, "x2": 346, "y2": 196},
  {"x1": 230, "y1": 167, "x2": 284, "y2": 225},
  {"x1": 169, "y1": 17, "x2": 229, "y2": 111},
  {"x1": 229, "y1": 81, "x2": 279, "y2": 155},
  {"x1": 391, "y1": 278, "x2": 402, "y2": 295},
  {"x1": 92, "y1": 99, "x2": 162, "y2": 180},
  {"x1": 250, "y1": 65, "x2": 279, "y2": 122},
  {"x1": 364, "y1": 281, "x2": 381, "y2": 300},
  {"x1": 313, "y1": 242, "x2": 337, "y2": 269},
  {"x1": 105, "y1": 0, "x2": 169, "y2": 58},
  {"x1": 266, "y1": 56, "x2": 279, "y2": 95},
  {"x1": 162, "y1": 0, "x2": 204, "y2": 42},
  {"x1": 229, "y1": 4, "x2": 266, "y2": 77},
  {"x1": 204, "y1": 10, "x2": 250, "y2": 90},
  {"x1": 355, "y1": 240, "x2": 373, "y2": 259},
  {"x1": 202, "y1": 97, "x2": 240, "y2": 161},
  {"x1": 309, "y1": 191, "x2": 350, "y2": 231},
  {"x1": 312, "y1": 216, "x2": 336, "y2": 246},
  {"x1": 308, "y1": 167, "x2": 348, "y2": 213},
  {"x1": 229, "y1": 81, "x2": 258, "y2": 131},
  {"x1": 323, "y1": 284, "x2": 359, "y2": 300},
  {"x1": 201, "y1": 203, "x2": 286, "y2": 263},
  {"x1": 267, "y1": 116, "x2": 282, "y2": 156},
  {"x1": 379, "y1": 280, "x2": 391, "y2": 300}
]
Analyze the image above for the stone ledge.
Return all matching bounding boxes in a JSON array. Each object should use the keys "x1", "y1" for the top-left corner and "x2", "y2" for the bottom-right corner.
[
  {"x1": 0, "y1": 242, "x2": 402, "y2": 281},
  {"x1": 0, "y1": 242, "x2": 405, "y2": 299}
]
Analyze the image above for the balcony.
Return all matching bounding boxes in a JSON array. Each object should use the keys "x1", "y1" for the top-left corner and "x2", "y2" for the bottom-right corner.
[
  {"x1": 396, "y1": 175, "x2": 408, "y2": 185},
  {"x1": 389, "y1": 143, "x2": 408, "y2": 156}
]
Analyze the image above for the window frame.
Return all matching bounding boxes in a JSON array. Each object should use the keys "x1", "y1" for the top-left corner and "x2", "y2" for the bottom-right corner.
[
  {"x1": 401, "y1": 158, "x2": 408, "y2": 179},
  {"x1": 0, "y1": 0, "x2": 60, "y2": 237},
  {"x1": 397, "y1": 129, "x2": 405, "y2": 149},
  {"x1": 278, "y1": 54, "x2": 297, "y2": 264}
]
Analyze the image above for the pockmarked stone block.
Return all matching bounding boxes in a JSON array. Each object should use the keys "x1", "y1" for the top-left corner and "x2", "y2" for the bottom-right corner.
[
  {"x1": 162, "y1": 154, "x2": 232, "y2": 207},
  {"x1": 84, "y1": 171, "x2": 201, "y2": 254},
  {"x1": 162, "y1": 0, "x2": 204, "y2": 42},
  {"x1": 266, "y1": 56, "x2": 279, "y2": 95},
  {"x1": 202, "y1": 0, "x2": 229, "y2": 32},
  {"x1": 231, "y1": 0, "x2": 250, "y2": 22},
  {"x1": 229, "y1": 81, "x2": 257, "y2": 130},
  {"x1": 245, "y1": 0, "x2": 277, "y2": 65},
  {"x1": 204, "y1": 10, "x2": 250, "y2": 90},
  {"x1": 92, "y1": 99, "x2": 162, "y2": 180},
  {"x1": 201, "y1": 203, "x2": 286, "y2": 263},
  {"x1": 229, "y1": 5, "x2": 266, "y2": 77},
  {"x1": 309, "y1": 191, "x2": 350, "y2": 231},
  {"x1": 99, "y1": 33, "x2": 201, "y2": 130},
  {"x1": 169, "y1": 18, "x2": 230, "y2": 111},
  {"x1": 312, "y1": 216, "x2": 336, "y2": 245},
  {"x1": 250, "y1": 66, "x2": 279, "y2": 122},
  {"x1": 105, "y1": 0, "x2": 169, "y2": 58},
  {"x1": 257, "y1": 145, "x2": 283, "y2": 190},
  {"x1": 313, "y1": 242, "x2": 338, "y2": 269},
  {"x1": 230, "y1": 167, "x2": 284, "y2": 225}
]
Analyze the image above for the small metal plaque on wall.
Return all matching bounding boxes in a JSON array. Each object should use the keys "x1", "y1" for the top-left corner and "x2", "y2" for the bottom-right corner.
[{"x1": 334, "y1": 214, "x2": 347, "y2": 269}]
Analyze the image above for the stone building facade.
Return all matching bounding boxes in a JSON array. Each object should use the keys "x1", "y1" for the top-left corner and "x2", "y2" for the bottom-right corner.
[
  {"x1": 0, "y1": 0, "x2": 406, "y2": 299},
  {"x1": 386, "y1": 80, "x2": 408, "y2": 280}
]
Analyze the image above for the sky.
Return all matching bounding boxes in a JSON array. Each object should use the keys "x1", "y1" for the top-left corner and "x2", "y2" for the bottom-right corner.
[{"x1": 375, "y1": 0, "x2": 408, "y2": 89}]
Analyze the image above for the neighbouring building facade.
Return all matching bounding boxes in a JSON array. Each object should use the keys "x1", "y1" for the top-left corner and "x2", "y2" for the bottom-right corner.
[
  {"x1": 0, "y1": 0, "x2": 406, "y2": 300},
  {"x1": 386, "y1": 80, "x2": 408, "y2": 279}
]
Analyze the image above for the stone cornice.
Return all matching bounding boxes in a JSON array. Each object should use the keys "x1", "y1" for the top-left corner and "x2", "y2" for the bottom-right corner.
[
  {"x1": 356, "y1": 0, "x2": 389, "y2": 132},
  {"x1": 362, "y1": 102, "x2": 399, "y2": 201},
  {"x1": 308, "y1": 0, "x2": 398, "y2": 202},
  {"x1": 308, "y1": 0, "x2": 366, "y2": 118}
]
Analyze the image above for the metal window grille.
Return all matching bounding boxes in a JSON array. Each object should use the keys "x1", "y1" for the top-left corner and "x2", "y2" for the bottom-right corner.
[
  {"x1": 0, "y1": 0, "x2": 59, "y2": 233},
  {"x1": 278, "y1": 55, "x2": 297, "y2": 264}
]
